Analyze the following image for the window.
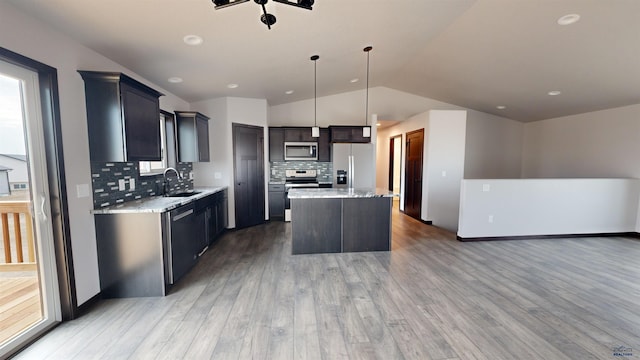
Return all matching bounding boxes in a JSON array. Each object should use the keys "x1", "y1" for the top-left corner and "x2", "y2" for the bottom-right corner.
[{"x1": 139, "y1": 113, "x2": 169, "y2": 175}]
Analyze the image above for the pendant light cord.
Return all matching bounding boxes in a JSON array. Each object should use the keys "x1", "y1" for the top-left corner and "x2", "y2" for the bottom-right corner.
[
  {"x1": 364, "y1": 46, "x2": 372, "y2": 126},
  {"x1": 314, "y1": 57, "x2": 317, "y2": 127}
]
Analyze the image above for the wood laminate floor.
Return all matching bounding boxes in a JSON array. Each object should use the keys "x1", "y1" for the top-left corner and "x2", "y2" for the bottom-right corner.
[{"x1": 13, "y1": 209, "x2": 640, "y2": 359}]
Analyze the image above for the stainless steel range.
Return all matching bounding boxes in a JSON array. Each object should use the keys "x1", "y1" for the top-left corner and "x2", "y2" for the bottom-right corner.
[{"x1": 284, "y1": 169, "x2": 318, "y2": 221}]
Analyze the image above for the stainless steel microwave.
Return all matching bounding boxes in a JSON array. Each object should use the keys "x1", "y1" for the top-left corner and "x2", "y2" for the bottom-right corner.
[{"x1": 284, "y1": 142, "x2": 318, "y2": 161}]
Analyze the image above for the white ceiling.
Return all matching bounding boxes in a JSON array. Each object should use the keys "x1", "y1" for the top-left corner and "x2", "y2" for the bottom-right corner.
[{"x1": 8, "y1": 0, "x2": 640, "y2": 122}]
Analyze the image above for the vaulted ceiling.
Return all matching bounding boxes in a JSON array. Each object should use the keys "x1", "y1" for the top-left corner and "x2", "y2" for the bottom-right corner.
[{"x1": 8, "y1": 0, "x2": 640, "y2": 122}]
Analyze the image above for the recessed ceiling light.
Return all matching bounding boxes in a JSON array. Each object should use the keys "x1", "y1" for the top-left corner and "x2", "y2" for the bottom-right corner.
[
  {"x1": 557, "y1": 14, "x2": 580, "y2": 25},
  {"x1": 183, "y1": 35, "x2": 203, "y2": 46},
  {"x1": 496, "y1": 105, "x2": 506, "y2": 110},
  {"x1": 285, "y1": 90, "x2": 294, "y2": 95},
  {"x1": 376, "y1": 123, "x2": 381, "y2": 127},
  {"x1": 168, "y1": 77, "x2": 183, "y2": 83},
  {"x1": 350, "y1": 78, "x2": 359, "y2": 83},
  {"x1": 548, "y1": 90, "x2": 562, "y2": 96},
  {"x1": 227, "y1": 83, "x2": 239, "y2": 89}
]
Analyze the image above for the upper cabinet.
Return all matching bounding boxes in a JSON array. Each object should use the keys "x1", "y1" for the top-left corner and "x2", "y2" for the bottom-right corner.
[
  {"x1": 284, "y1": 127, "x2": 315, "y2": 142},
  {"x1": 79, "y1": 71, "x2": 164, "y2": 162},
  {"x1": 318, "y1": 128, "x2": 331, "y2": 162},
  {"x1": 269, "y1": 128, "x2": 285, "y2": 162},
  {"x1": 329, "y1": 126, "x2": 371, "y2": 143},
  {"x1": 269, "y1": 126, "x2": 331, "y2": 162},
  {"x1": 175, "y1": 111, "x2": 210, "y2": 162}
]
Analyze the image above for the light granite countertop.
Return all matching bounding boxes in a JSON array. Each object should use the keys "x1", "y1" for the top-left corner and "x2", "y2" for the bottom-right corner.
[
  {"x1": 288, "y1": 188, "x2": 398, "y2": 199},
  {"x1": 91, "y1": 187, "x2": 227, "y2": 214}
]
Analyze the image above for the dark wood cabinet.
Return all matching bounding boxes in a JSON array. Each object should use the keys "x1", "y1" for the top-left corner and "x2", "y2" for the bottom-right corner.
[
  {"x1": 268, "y1": 183, "x2": 285, "y2": 220},
  {"x1": 175, "y1": 111, "x2": 210, "y2": 162},
  {"x1": 78, "y1": 71, "x2": 163, "y2": 162},
  {"x1": 269, "y1": 128, "x2": 285, "y2": 161},
  {"x1": 291, "y1": 198, "x2": 342, "y2": 254},
  {"x1": 284, "y1": 127, "x2": 315, "y2": 142},
  {"x1": 329, "y1": 126, "x2": 371, "y2": 143},
  {"x1": 318, "y1": 128, "x2": 331, "y2": 161},
  {"x1": 269, "y1": 126, "x2": 331, "y2": 162},
  {"x1": 196, "y1": 189, "x2": 228, "y2": 246}
]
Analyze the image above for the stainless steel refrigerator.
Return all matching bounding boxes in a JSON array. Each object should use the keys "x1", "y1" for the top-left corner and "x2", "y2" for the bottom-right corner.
[{"x1": 332, "y1": 143, "x2": 376, "y2": 189}]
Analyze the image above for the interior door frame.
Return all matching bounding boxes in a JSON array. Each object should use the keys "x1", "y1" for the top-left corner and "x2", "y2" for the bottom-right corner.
[
  {"x1": 403, "y1": 128, "x2": 424, "y2": 220},
  {"x1": 231, "y1": 123, "x2": 265, "y2": 229},
  {"x1": 0, "y1": 47, "x2": 76, "y2": 322},
  {"x1": 388, "y1": 135, "x2": 402, "y2": 192}
]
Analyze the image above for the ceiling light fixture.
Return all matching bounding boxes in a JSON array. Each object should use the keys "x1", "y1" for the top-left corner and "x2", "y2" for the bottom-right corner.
[
  {"x1": 311, "y1": 55, "x2": 320, "y2": 138},
  {"x1": 362, "y1": 46, "x2": 373, "y2": 138},
  {"x1": 496, "y1": 105, "x2": 506, "y2": 110},
  {"x1": 557, "y1": 14, "x2": 580, "y2": 25},
  {"x1": 168, "y1": 77, "x2": 183, "y2": 83},
  {"x1": 350, "y1": 78, "x2": 359, "y2": 83},
  {"x1": 285, "y1": 90, "x2": 294, "y2": 95},
  {"x1": 212, "y1": 0, "x2": 314, "y2": 30},
  {"x1": 227, "y1": 83, "x2": 239, "y2": 89},
  {"x1": 183, "y1": 35, "x2": 203, "y2": 45},
  {"x1": 548, "y1": 90, "x2": 561, "y2": 96}
]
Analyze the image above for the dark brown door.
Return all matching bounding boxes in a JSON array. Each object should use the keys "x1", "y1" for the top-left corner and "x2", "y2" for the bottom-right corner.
[
  {"x1": 404, "y1": 129, "x2": 424, "y2": 220},
  {"x1": 233, "y1": 123, "x2": 265, "y2": 229}
]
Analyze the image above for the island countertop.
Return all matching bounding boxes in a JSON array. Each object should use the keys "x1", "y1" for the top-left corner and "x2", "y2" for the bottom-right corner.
[
  {"x1": 91, "y1": 187, "x2": 227, "y2": 214},
  {"x1": 288, "y1": 188, "x2": 397, "y2": 199}
]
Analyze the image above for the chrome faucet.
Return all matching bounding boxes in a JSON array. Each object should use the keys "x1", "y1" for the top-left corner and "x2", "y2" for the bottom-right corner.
[{"x1": 163, "y1": 167, "x2": 182, "y2": 195}]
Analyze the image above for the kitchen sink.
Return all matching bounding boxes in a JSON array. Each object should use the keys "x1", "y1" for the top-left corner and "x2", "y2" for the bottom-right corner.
[{"x1": 165, "y1": 191, "x2": 200, "y2": 198}]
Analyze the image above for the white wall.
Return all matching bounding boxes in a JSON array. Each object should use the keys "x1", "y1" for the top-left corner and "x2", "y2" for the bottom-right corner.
[
  {"x1": 0, "y1": 2, "x2": 189, "y2": 305},
  {"x1": 423, "y1": 110, "x2": 467, "y2": 231},
  {"x1": 268, "y1": 86, "x2": 461, "y2": 126},
  {"x1": 192, "y1": 97, "x2": 269, "y2": 228},
  {"x1": 458, "y1": 179, "x2": 640, "y2": 238},
  {"x1": 464, "y1": 110, "x2": 524, "y2": 179},
  {"x1": 522, "y1": 104, "x2": 640, "y2": 179}
]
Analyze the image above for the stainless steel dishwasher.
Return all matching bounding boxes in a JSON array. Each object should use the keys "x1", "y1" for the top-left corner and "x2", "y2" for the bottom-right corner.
[{"x1": 164, "y1": 203, "x2": 198, "y2": 285}]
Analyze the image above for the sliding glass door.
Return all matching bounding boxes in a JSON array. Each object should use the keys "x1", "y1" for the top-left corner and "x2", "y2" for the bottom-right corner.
[{"x1": 0, "y1": 60, "x2": 61, "y2": 357}]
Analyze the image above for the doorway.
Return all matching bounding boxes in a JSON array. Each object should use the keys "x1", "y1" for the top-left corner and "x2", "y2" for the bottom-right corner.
[
  {"x1": 0, "y1": 60, "x2": 61, "y2": 357},
  {"x1": 232, "y1": 123, "x2": 265, "y2": 229},
  {"x1": 388, "y1": 135, "x2": 402, "y2": 208},
  {"x1": 403, "y1": 129, "x2": 424, "y2": 220}
]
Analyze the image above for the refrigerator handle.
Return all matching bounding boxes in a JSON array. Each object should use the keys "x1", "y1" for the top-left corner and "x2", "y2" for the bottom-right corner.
[{"x1": 348, "y1": 155, "x2": 354, "y2": 189}]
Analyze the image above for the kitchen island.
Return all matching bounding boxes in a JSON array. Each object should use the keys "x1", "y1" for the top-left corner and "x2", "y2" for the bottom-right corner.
[{"x1": 288, "y1": 188, "x2": 397, "y2": 254}]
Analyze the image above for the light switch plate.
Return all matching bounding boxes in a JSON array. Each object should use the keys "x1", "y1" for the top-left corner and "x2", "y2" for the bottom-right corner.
[
  {"x1": 482, "y1": 184, "x2": 490, "y2": 192},
  {"x1": 76, "y1": 184, "x2": 90, "y2": 198},
  {"x1": 214, "y1": 172, "x2": 222, "y2": 179}
]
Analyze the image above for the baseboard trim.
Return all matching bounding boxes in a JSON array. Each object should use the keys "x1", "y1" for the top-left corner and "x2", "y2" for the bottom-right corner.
[{"x1": 457, "y1": 232, "x2": 640, "y2": 242}]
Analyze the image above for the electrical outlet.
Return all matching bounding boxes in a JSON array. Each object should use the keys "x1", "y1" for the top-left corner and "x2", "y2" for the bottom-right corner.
[
  {"x1": 129, "y1": 178, "x2": 135, "y2": 190},
  {"x1": 118, "y1": 179, "x2": 126, "y2": 191},
  {"x1": 441, "y1": 170, "x2": 447, "y2": 177},
  {"x1": 483, "y1": 184, "x2": 491, "y2": 192},
  {"x1": 488, "y1": 215, "x2": 494, "y2": 223},
  {"x1": 214, "y1": 172, "x2": 222, "y2": 179}
]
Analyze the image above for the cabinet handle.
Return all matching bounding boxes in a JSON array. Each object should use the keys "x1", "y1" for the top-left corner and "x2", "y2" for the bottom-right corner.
[{"x1": 173, "y1": 209, "x2": 194, "y2": 221}]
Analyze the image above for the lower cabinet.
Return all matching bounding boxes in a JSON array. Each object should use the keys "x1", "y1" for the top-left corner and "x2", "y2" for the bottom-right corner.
[
  {"x1": 268, "y1": 183, "x2": 285, "y2": 220},
  {"x1": 94, "y1": 189, "x2": 228, "y2": 298}
]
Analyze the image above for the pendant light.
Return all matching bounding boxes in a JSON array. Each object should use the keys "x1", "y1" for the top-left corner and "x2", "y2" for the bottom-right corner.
[
  {"x1": 311, "y1": 54, "x2": 320, "y2": 138},
  {"x1": 363, "y1": 46, "x2": 372, "y2": 138}
]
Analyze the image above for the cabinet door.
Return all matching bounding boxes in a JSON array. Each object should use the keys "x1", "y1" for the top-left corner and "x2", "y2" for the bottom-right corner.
[
  {"x1": 121, "y1": 82, "x2": 162, "y2": 161},
  {"x1": 349, "y1": 127, "x2": 371, "y2": 143},
  {"x1": 196, "y1": 116, "x2": 210, "y2": 162},
  {"x1": 285, "y1": 127, "x2": 314, "y2": 142},
  {"x1": 330, "y1": 127, "x2": 352, "y2": 143},
  {"x1": 269, "y1": 128, "x2": 285, "y2": 161},
  {"x1": 318, "y1": 128, "x2": 331, "y2": 161},
  {"x1": 268, "y1": 191, "x2": 284, "y2": 220}
]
